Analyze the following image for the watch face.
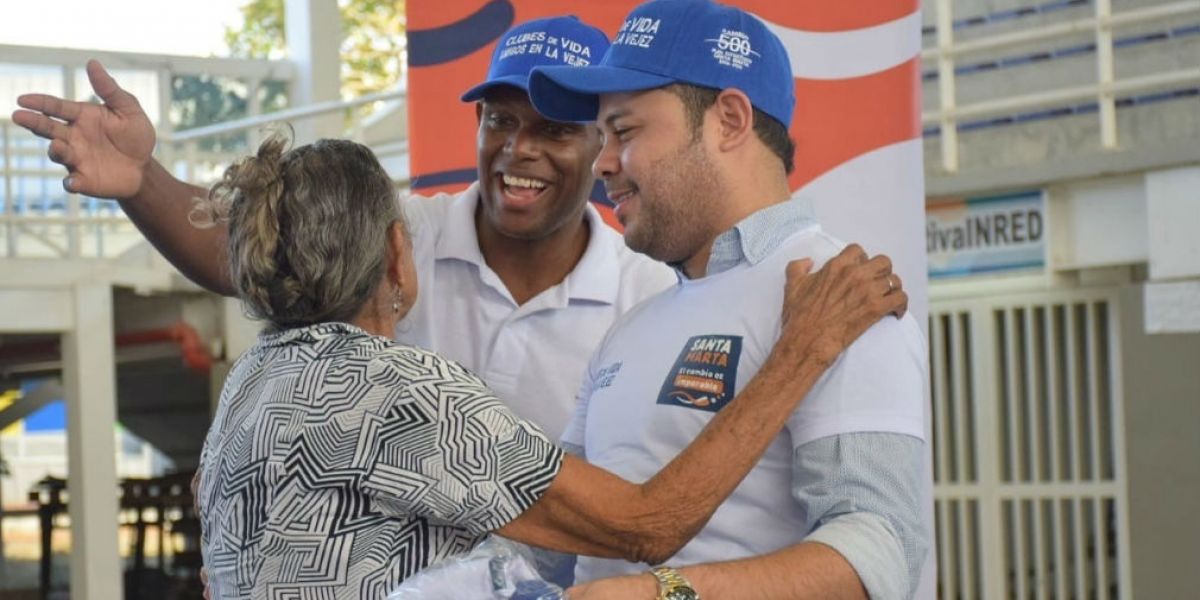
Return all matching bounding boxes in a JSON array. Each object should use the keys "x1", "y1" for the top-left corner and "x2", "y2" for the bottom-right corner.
[{"x1": 666, "y1": 589, "x2": 699, "y2": 600}]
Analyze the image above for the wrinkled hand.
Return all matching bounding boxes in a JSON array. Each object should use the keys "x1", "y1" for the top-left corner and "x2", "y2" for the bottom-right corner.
[
  {"x1": 11, "y1": 59, "x2": 155, "y2": 199},
  {"x1": 781, "y1": 244, "x2": 908, "y2": 368}
]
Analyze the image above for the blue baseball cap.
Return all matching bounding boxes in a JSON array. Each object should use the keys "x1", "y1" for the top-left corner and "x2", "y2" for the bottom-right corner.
[
  {"x1": 460, "y1": 16, "x2": 610, "y2": 103},
  {"x1": 528, "y1": 0, "x2": 795, "y2": 127}
]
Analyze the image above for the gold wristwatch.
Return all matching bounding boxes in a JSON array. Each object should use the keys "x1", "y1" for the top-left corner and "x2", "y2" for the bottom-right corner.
[{"x1": 650, "y1": 566, "x2": 700, "y2": 600}]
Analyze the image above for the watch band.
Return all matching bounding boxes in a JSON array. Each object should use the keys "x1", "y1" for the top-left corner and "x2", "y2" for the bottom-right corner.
[{"x1": 650, "y1": 566, "x2": 701, "y2": 600}]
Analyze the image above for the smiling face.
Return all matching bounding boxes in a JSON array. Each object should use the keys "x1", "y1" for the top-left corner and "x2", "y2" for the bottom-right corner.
[
  {"x1": 593, "y1": 88, "x2": 723, "y2": 265},
  {"x1": 476, "y1": 86, "x2": 602, "y2": 241}
]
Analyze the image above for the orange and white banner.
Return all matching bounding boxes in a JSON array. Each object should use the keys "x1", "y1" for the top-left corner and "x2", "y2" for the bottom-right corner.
[
  {"x1": 406, "y1": 2, "x2": 933, "y2": 595},
  {"x1": 407, "y1": 0, "x2": 927, "y2": 317}
]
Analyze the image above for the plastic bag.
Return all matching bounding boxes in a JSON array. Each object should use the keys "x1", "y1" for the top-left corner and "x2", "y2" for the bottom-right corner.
[{"x1": 386, "y1": 536, "x2": 564, "y2": 600}]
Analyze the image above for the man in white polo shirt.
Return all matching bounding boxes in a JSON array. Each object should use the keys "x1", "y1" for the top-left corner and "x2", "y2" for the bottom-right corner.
[
  {"x1": 530, "y1": 1, "x2": 930, "y2": 598},
  {"x1": 393, "y1": 16, "x2": 676, "y2": 440}
]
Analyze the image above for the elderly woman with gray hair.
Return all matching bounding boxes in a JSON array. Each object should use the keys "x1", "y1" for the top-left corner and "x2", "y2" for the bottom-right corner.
[{"x1": 193, "y1": 135, "x2": 906, "y2": 599}]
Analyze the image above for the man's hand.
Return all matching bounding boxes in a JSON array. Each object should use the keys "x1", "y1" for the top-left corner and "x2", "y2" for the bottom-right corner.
[
  {"x1": 11, "y1": 59, "x2": 155, "y2": 199},
  {"x1": 781, "y1": 244, "x2": 908, "y2": 368}
]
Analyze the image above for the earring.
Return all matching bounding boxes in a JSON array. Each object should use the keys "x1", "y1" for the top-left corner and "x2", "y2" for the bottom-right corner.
[{"x1": 392, "y1": 284, "x2": 403, "y2": 314}]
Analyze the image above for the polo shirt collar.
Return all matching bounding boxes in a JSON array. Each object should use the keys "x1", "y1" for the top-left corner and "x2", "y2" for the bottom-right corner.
[
  {"x1": 677, "y1": 194, "x2": 818, "y2": 279},
  {"x1": 564, "y1": 204, "x2": 621, "y2": 305},
  {"x1": 433, "y1": 182, "x2": 489, "y2": 265},
  {"x1": 433, "y1": 183, "x2": 621, "y2": 305}
]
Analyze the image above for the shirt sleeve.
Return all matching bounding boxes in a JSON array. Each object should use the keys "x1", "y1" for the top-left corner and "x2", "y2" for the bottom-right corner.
[
  {"x1": 558, "y1": 354, "x2": 599, "y2": 452},
  {"x1": 793, "y1": 432, "x2": 930, "y2": 600},
  {"x1": 359, "y1": 350, "x2": 564, "y2": 536},
  {"x1": 786, "y1": 313, "x2": 927, "y2": 447},
  {"x1": 397, "y1": 192, "x2": 429, "y2": 228},
  {"x1": 559, "y1": 441, "x2": 586, "y2": 457}
]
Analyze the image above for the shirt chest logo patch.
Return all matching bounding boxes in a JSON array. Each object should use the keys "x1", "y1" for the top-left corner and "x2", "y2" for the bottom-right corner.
[
  {"x1": 594, "y1": 362, "x2": 623, "y2": 390},
  {"x1": 656, "y1": 335, "x2": 743, "y2": 412}
]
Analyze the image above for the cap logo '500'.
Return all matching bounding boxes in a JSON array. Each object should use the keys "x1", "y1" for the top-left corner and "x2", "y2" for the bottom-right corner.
[
  {"x1": 707, "y1": 29, "x2": 758, "y2": 70},
  {"x1": 614, "y1": 17, "x2": 661, "y2": 49}
]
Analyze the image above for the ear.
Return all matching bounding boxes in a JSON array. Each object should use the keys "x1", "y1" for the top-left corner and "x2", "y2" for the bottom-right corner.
[
  {"x1": 385, "y1": 220, "x2": 409, "y2": 288},
  {"x1": 711, "y1": 88, "x2": 755, "y2": 153}
]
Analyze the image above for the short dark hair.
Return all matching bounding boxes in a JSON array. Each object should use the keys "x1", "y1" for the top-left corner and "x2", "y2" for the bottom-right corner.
[{"x1": 665, "y1": 83, "x2": 795, "y2": 175}]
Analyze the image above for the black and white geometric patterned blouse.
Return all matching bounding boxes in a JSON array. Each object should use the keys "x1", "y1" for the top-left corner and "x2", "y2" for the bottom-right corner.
[{"x1": 197, "y1": 322, "x2": 563, "y2": 599}]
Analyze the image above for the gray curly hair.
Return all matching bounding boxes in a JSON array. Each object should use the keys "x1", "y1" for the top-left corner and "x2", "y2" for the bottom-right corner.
[{"x1": 193, "y1": 135, "x2": 405, "y2": 329}]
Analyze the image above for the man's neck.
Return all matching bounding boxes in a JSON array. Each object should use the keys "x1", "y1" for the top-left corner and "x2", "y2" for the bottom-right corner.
[
  {"x1": 679, "y1": 181, "x2": 793, "y2": 280},
  {"x1": 475, "y1": 210, "x2": 591, "y2": 306}
]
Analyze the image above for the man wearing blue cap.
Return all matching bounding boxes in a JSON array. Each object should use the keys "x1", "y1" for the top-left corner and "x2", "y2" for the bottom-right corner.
[
  {"x1": 529, "y1": 2, "x2": 930, "y2": 599},
  {"x1": 10, "y1": 15, "x2": 671, "y2": 589}
]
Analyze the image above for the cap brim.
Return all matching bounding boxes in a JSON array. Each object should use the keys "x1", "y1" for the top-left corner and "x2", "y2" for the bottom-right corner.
[
  {"x1": 460, "y1": 74, "x2": 532, "y2": 103},
  {"x1": 529, "y1": 65, "x2": 676, "y2": 123}
]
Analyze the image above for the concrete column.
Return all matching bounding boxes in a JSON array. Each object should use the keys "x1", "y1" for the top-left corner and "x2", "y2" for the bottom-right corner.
[
  {"x1": 221, "y1": 297, "x2": 260, "y2": 360},
  {"x1": 1146, "y1": 166, "x2": 1200, "y2": 280},
  {"x1": 285, "y1": 0, "x2": 343, "y2": 142},
  {"x1": 214, "y1": 297, "x2": 260, "y2": 414},
  {"x1": 61, "y1": 283, "x2": 121, "y2": 599},
  {"x1": 1118, "y1": 285, "x2": 1200, "y2": 600},
  {"x1": 1145, "y1": 166, "x2": 1200, "y2": 334}
]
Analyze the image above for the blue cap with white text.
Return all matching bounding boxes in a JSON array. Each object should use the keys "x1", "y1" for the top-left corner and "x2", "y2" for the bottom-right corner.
[
  {"x1": 528, "y1": 0, "x2": 795, "y2": 127},
  {"x1": 460, "y1": 16, "x2": 610, "y2": 102}
]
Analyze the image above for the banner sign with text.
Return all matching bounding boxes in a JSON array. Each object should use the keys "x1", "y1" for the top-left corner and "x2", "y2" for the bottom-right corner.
[
  {"x1": 405, "y1": 1, "x2": 925, "y2": 238},
  {"x1": 927, "y1": 191, "x2": 1045, "y2": 278},
  {"x1": 406, "y1": 3, "x2": 934, "y2": 594}
]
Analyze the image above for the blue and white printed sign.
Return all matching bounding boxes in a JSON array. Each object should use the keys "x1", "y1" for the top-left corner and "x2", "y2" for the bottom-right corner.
[{"x1": 927, "y1": 191, "x2": 1046, "y2": 278}]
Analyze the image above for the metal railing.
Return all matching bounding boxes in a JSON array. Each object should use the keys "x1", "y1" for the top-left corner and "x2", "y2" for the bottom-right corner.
[
  {"x1": 0, "y1": 46, "x2": 297, "y2": 260},
  {"x1": 156, "y1": 85, "x2": 409, "y2": 187},
  {"x1": 930, "y1": 288, "x2": 1131, "y2": 599},
  {"x1": 925, "y1": 0, "x2": 1200, "y2": 172},
  {"x1": 0, "y1": 45, "x2": 409, "y2": 260},
  {"x1": 0, "y1": 120, "x2": 136, "y2": 259}
]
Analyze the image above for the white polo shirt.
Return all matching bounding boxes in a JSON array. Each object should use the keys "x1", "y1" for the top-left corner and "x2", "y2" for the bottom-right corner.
[
  {"x1": 396, "y1": 184, "x2": 675, "y2": 440},
  {"x1": 564, "y1": 221, "x2": 927, "y2": 582}
]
